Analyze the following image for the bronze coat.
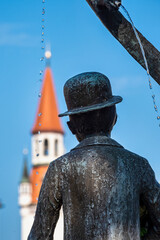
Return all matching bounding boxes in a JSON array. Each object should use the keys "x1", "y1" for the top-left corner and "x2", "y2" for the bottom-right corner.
[{"x1": 28, "y1": 136, "x2": 160, "y2": 240}]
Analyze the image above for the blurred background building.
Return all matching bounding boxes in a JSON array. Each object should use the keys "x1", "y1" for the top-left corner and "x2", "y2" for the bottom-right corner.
[{"x1": 18, "y1": 53, "x2": 64, "y2": 240}]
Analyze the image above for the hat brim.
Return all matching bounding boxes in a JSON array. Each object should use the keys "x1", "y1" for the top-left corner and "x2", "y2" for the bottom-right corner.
[{"x1": 59, "y1": 95, "x2": 122, "y2": 117}]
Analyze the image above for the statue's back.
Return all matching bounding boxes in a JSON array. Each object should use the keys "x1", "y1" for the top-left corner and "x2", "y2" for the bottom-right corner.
[{"x1": 60, "y1": 136, "x2": 143, "y2": 240}]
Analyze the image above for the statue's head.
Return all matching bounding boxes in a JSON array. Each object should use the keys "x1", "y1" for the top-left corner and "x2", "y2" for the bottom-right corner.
[{"x1": 59, "y1": 72, "x2": 122, "y2": 141}]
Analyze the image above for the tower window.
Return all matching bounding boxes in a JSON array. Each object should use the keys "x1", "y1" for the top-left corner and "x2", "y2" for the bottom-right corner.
[
  {"x1": 44, "y1": 139, "x2": 49, "y2": 156},
  {"x1": 55, "y1": 139, "x2": 58, "y2": 156}
]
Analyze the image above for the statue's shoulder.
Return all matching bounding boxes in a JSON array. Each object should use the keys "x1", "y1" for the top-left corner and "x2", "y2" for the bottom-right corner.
[
  {"x1": 121, "y1": 147, "x2": 149, "y2": 167},
  {"x1": 49, "y1": 151, "x2": 76, "y2": 168}
]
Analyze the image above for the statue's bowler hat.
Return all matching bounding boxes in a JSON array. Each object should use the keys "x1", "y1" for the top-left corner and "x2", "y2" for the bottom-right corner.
[{"x1": 59, "y1": 72, "x2": 122, "y2": 117}]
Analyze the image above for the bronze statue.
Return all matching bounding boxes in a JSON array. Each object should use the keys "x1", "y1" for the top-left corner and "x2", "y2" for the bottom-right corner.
[{"x1": 28, "y1": 72, "x2": 160, "y2": 240}]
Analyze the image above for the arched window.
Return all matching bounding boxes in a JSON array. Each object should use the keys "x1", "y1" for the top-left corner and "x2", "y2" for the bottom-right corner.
[
  {"x1": 44, "y1": 139, "x2": 49, "y2": 156},
  {"x1": 55, "y1": 139, "x2": 58, "y2": 156}
]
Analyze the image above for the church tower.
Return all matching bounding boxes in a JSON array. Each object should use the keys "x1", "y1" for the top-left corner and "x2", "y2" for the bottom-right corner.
[{"x1": 19, "y1": 52, "x2": 64, "y2": 240}]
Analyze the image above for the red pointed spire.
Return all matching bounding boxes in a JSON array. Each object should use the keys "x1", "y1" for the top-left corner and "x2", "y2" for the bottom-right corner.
[{"x1": 32, "y1": 67, "x2": 64, "y2": 135}]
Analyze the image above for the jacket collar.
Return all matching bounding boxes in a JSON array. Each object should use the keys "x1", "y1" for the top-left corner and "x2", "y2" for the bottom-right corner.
[{"x1": 72, "y1": 135, "x2": 123, "y2": 151}]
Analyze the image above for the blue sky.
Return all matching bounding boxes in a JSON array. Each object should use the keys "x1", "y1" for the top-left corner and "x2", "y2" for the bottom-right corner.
[{"x1": 0, "y1": 0, "x2": 160, "y2": 239}]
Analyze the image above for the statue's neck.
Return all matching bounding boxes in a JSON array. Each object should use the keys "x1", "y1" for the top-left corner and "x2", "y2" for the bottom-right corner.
[{"x1": 78, "y1": 132, "x2": 111, "y2": 142}]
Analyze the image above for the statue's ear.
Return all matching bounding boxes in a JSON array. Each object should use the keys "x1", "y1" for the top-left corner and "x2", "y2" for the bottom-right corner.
[{"x1": 67, "y1": 121, "x2": 76, "y2": 135}]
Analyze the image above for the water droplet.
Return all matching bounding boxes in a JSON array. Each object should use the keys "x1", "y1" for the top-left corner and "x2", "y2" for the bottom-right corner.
[
  {"x1": 38, "y1": 93, "x2": 42, "y2": 97},
  {"x1": 42, "y1": 11, "x2": 45, "y2": 15},
  {"x1": 154, "y1": 105, "x2": 158, "y2": 112},
  {"x1": 41, "y1": 46, "x2": 45, "y2": 50},
  {"x1": 35, "y1": 183, "x2": 38, "y2": 186},
  {"x1": 38, "y1": 113, "x2": 42, "y2": 116},
  {"x1": 41, "y1": 39, "x2": 44, "y2": 43},
  {"x1": 40, "y1": 57, "x2": 44, "y2": 61},
  {"x1": 40, "y1": 70, "x2": 43, "y2": 75},
  {"x1": 36, "y1": 153, "x2": 39, "y2": 157},
  {"x1": 42, "y1": 25, "x2": 45, "y2": 29},
  {"x1": 149, "y1": 83, "x2": 152, "y2": 89},
  {"x1": 39, "y1": 123, "x2": 41, "y2": 126},
  {"x1": 157, "y1": 116, "x2": 160, "y2": 120},
  {"x1": 42, "y1": 19, "x2": 45, "y2": 22},
  {"x1": 36, "y1": 171, "x2": 39, "y2": 175},
  {"x1": 42, "y1": 0, "x2": 45, "y2": 3},
  {"x1": 152, "y1": 95, "x2": 155, "y2": 99},
  {"x1": 42, "y1": 32, "x2": 44, "y2": 36}
]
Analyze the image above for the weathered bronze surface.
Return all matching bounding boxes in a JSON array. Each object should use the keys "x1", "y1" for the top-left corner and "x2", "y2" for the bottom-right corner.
[
  {"x1": 59, "y1": 72, "x2": 122, "y2": 117},
  {"x1": 28, "y1": 72, "x2": 160, "y2": 240},
  {"x1": 85, "y1": 0, "x2": 160, "y2": 85}
]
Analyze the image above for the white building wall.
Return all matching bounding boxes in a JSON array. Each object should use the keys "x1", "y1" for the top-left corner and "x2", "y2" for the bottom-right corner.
[
  {"x1": 18, "y1": 183, "x2": 32, "y2": 207},
  {"x1": 54, "y1": 209, "x2": 64, "y2": 240},
  {"x1": 20, "y1": 205, "x2": 36, "y2": 240},
  {"x1": 32, "y1": 132, "x2": 65, "y2": 166},
  {"x1": 20, "y1": 206, "x2": 64, "y2": 240}
]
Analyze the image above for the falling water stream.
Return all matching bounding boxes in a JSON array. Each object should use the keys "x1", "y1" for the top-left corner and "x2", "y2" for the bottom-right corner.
[
  {"x1": 118, "y1": 3, "x2": 160, "y2": 124},
  {"x1": 35, "y1": 0, "x2": 46, "y2": 199}
]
